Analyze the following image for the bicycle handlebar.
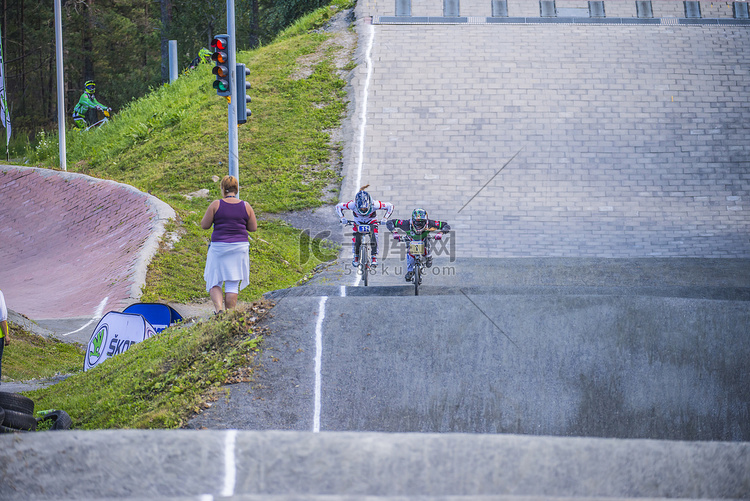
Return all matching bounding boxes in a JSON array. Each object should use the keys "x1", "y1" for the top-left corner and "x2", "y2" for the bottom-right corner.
[{"x1": 343, "y1": 220, "x2": 387, "y2": 226}]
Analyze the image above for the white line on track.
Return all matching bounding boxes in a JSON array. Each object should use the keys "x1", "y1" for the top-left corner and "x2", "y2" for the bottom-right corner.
[
  {"x1": 221, "y1": 429, "x2": 237, "y2": 496},
  {"x1": 313, "y1": 295, "x2": 328, "y2": 432},
  {"x1": 63, "y1": 296, "x2": 109, "y2": 336},
  {"x1": 350, "y1": 23, "x2": 375, "y2": 288},
  {"x1": 355, "y1": 23, "x2": 375, "y2": 194}
]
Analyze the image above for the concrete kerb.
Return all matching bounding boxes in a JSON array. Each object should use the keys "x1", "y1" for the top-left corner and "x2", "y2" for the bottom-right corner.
[
  {"x1": 6, "y1": 308, "x2": 57, "y2": 339},
  {"x1": 331, "y1": 6, "x2": 374, "y2": 262},
  {"x1": 127, "y1": 185, "x2": 176, "y2": 299}
]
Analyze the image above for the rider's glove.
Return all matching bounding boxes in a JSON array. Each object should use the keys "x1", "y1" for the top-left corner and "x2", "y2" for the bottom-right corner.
[
  {"x1": 434, "y1": 233, "x2": 443, "y2": 241},
  {"x1": 393, "y1": 233, "x2": 401, "y2": 240},
  {"x1": 340, "y1": 218, "x2": 348, "y2": 225}
]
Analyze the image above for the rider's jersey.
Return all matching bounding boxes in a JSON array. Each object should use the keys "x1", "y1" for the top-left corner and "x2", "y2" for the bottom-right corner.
[
  {"x1": 336, "y1": 199, "x2": 394, "y2": 225},
  {"x1": 386, "y1": 218, "x2": 450, "y2": 240},
  {"x1": 73, "y1": 93, "x2": 105, "y2": 118}
]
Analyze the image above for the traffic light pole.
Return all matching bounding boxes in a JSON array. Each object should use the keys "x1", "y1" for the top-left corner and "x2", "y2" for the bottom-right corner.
[
  {"x1": 226, "y1": 0, "x2": 240, "y2": 182},
  {"x1": 54, "y1": 0, "x2": 67, "y2": 171}
]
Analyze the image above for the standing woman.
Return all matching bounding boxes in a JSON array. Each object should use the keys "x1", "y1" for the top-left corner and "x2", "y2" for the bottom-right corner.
[{"x1": 201, "y1": 175, "x2": 257, "y2": 313}]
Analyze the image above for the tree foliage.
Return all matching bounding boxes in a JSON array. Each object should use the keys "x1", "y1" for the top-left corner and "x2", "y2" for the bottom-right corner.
[{"x1": 1, "y1": 0, "x2": 334, "y2": 135}]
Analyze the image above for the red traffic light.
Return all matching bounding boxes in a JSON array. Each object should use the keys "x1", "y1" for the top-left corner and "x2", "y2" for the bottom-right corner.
[{"x1": 210, "y1": 37, "x2": 227, "y2": 51}]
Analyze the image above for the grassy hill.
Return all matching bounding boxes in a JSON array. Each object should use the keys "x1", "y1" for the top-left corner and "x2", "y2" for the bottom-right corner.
[
  {"x1": 23, "y1": 1, "x2": 351, "y2": 302},
  {"x1": 7, "y1": 1, "x2": 354, "y2": 430}
]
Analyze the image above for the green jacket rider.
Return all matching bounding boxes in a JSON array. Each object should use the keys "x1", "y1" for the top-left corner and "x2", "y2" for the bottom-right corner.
[
  {"x1": 72, "y1": 80, "x2": 109, "y2": 129},
  {"x1": 386, "y1": 208, "x2": 450, "y2": 281},
  {"x1": 189, "y1": 47, "x2": 212, "y2": 70}
]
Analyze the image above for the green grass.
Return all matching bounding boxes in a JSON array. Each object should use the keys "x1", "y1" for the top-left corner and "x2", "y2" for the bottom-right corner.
[
  {"x1": 10, "y1": 1, "x2": 353, "y2": 430},
  {"x1": 27, "y1": 307, "x2": 268, "y2": 429},
  {"x1": 1, "y1": 323, "x2": 84, "y2": 382}
]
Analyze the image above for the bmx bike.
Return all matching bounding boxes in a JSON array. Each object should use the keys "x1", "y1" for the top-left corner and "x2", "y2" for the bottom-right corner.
[
  {"x1": 84, "y1": 109, "x2": 111, "y2": 131},
  {"x1": 394, "y1": 233, "x2": 440, "y2": 296},
  {"x1": 406, "y1": 237, "x2": 429, "y2": 296},
  {"x1": 345, "y1": 220, "x2": 381, "y2": 286}
]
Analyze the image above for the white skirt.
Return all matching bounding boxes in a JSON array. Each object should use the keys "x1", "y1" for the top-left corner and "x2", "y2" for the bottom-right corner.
[{"x1": 203, "y1": 241, "x2": 250, "y2": 292}]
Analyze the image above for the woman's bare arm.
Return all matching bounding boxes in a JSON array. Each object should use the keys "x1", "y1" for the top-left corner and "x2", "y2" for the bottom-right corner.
[
  {"x1": 245, "y1": 203, "x2": 258, "y2": 232},
  {"x1": 201, "y1": 200, "x2": 220, "y2": 229}
]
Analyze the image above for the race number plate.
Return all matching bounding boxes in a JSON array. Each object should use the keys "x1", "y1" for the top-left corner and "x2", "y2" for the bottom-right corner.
[
  {"x1": 409, "y1": 242, "x2": 425, "y2": 255},
  {"x1": 355, "y1": 224, "x2": 371, "y2": 233}
]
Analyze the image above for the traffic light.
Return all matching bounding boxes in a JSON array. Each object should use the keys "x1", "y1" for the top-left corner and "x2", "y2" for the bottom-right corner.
[
  {"x1": 236, "y1": 63, "x2": 251, "y2": 124},
  {"x1": 210, "y1": 35, "x2": 230, "y2": 96}
]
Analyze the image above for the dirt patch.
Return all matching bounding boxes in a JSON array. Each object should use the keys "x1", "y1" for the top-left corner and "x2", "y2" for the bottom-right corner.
[
  {"x1": 288, "y1": 8, "x2": 357, "y2": 204},
  {"x1": 261, "y1": 205, "x2": 345, "y2": 245},
  {"x1": 291, "y1": 8, "x2": 357, "y2": 81}
]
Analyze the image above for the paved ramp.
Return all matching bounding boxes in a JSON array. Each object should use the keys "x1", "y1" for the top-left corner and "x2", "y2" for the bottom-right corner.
[
  {"x1": 0, "y1": 165, "x2": 174, "y2": 320},
  {"x1": 187, "y1": 258, "x2": 750, "y2": 442}
]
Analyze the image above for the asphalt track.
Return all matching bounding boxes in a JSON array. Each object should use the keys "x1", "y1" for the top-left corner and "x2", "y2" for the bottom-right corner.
[
  {"x1": 186, "y1": 257, "x2": 750, "y2": 443},
  {"x1": 187, "y1": 0, "x2": 750, "y2": 442}
]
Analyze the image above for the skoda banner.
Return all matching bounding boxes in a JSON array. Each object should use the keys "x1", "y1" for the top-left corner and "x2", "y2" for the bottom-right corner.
[{"x1": 84, "y1": 311, "x2": 158, "y2": 371}]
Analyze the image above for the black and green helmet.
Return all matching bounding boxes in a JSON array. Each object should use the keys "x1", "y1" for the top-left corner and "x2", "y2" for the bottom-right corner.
[{"x1": 410, "y1": 208, "x2": 428, "y2": 233}]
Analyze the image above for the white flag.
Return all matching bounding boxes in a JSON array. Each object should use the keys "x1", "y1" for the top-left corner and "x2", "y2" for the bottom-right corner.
[{"x1": 0, "y1": 26, "x2": 11, "y2": 148}]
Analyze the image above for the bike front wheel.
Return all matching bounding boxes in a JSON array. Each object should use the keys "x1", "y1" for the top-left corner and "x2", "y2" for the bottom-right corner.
[{"x1": 360, "y1": 244, "x2": 369, "y2": 286}]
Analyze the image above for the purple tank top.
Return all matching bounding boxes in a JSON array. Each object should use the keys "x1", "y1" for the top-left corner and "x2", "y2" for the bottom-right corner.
[{"x1": 211, "y1": 199, "x2": 249, "y2": 243}]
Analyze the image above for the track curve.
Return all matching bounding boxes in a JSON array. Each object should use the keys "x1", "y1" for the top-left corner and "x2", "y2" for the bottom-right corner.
[{"x1": 0, "y1": 165, "x2": 174, "y2": 320}]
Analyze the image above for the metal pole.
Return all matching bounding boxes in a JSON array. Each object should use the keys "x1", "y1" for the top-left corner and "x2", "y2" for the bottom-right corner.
[
  {"x1": 168, "y1": 40, "x2": 178, "y2": 83},
  {"x1": 227, "y1": 0, "x2": 239, "y2": 182},
  {"x1": 54, "y1": 0, "x2": 66, "y2": 171}
]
